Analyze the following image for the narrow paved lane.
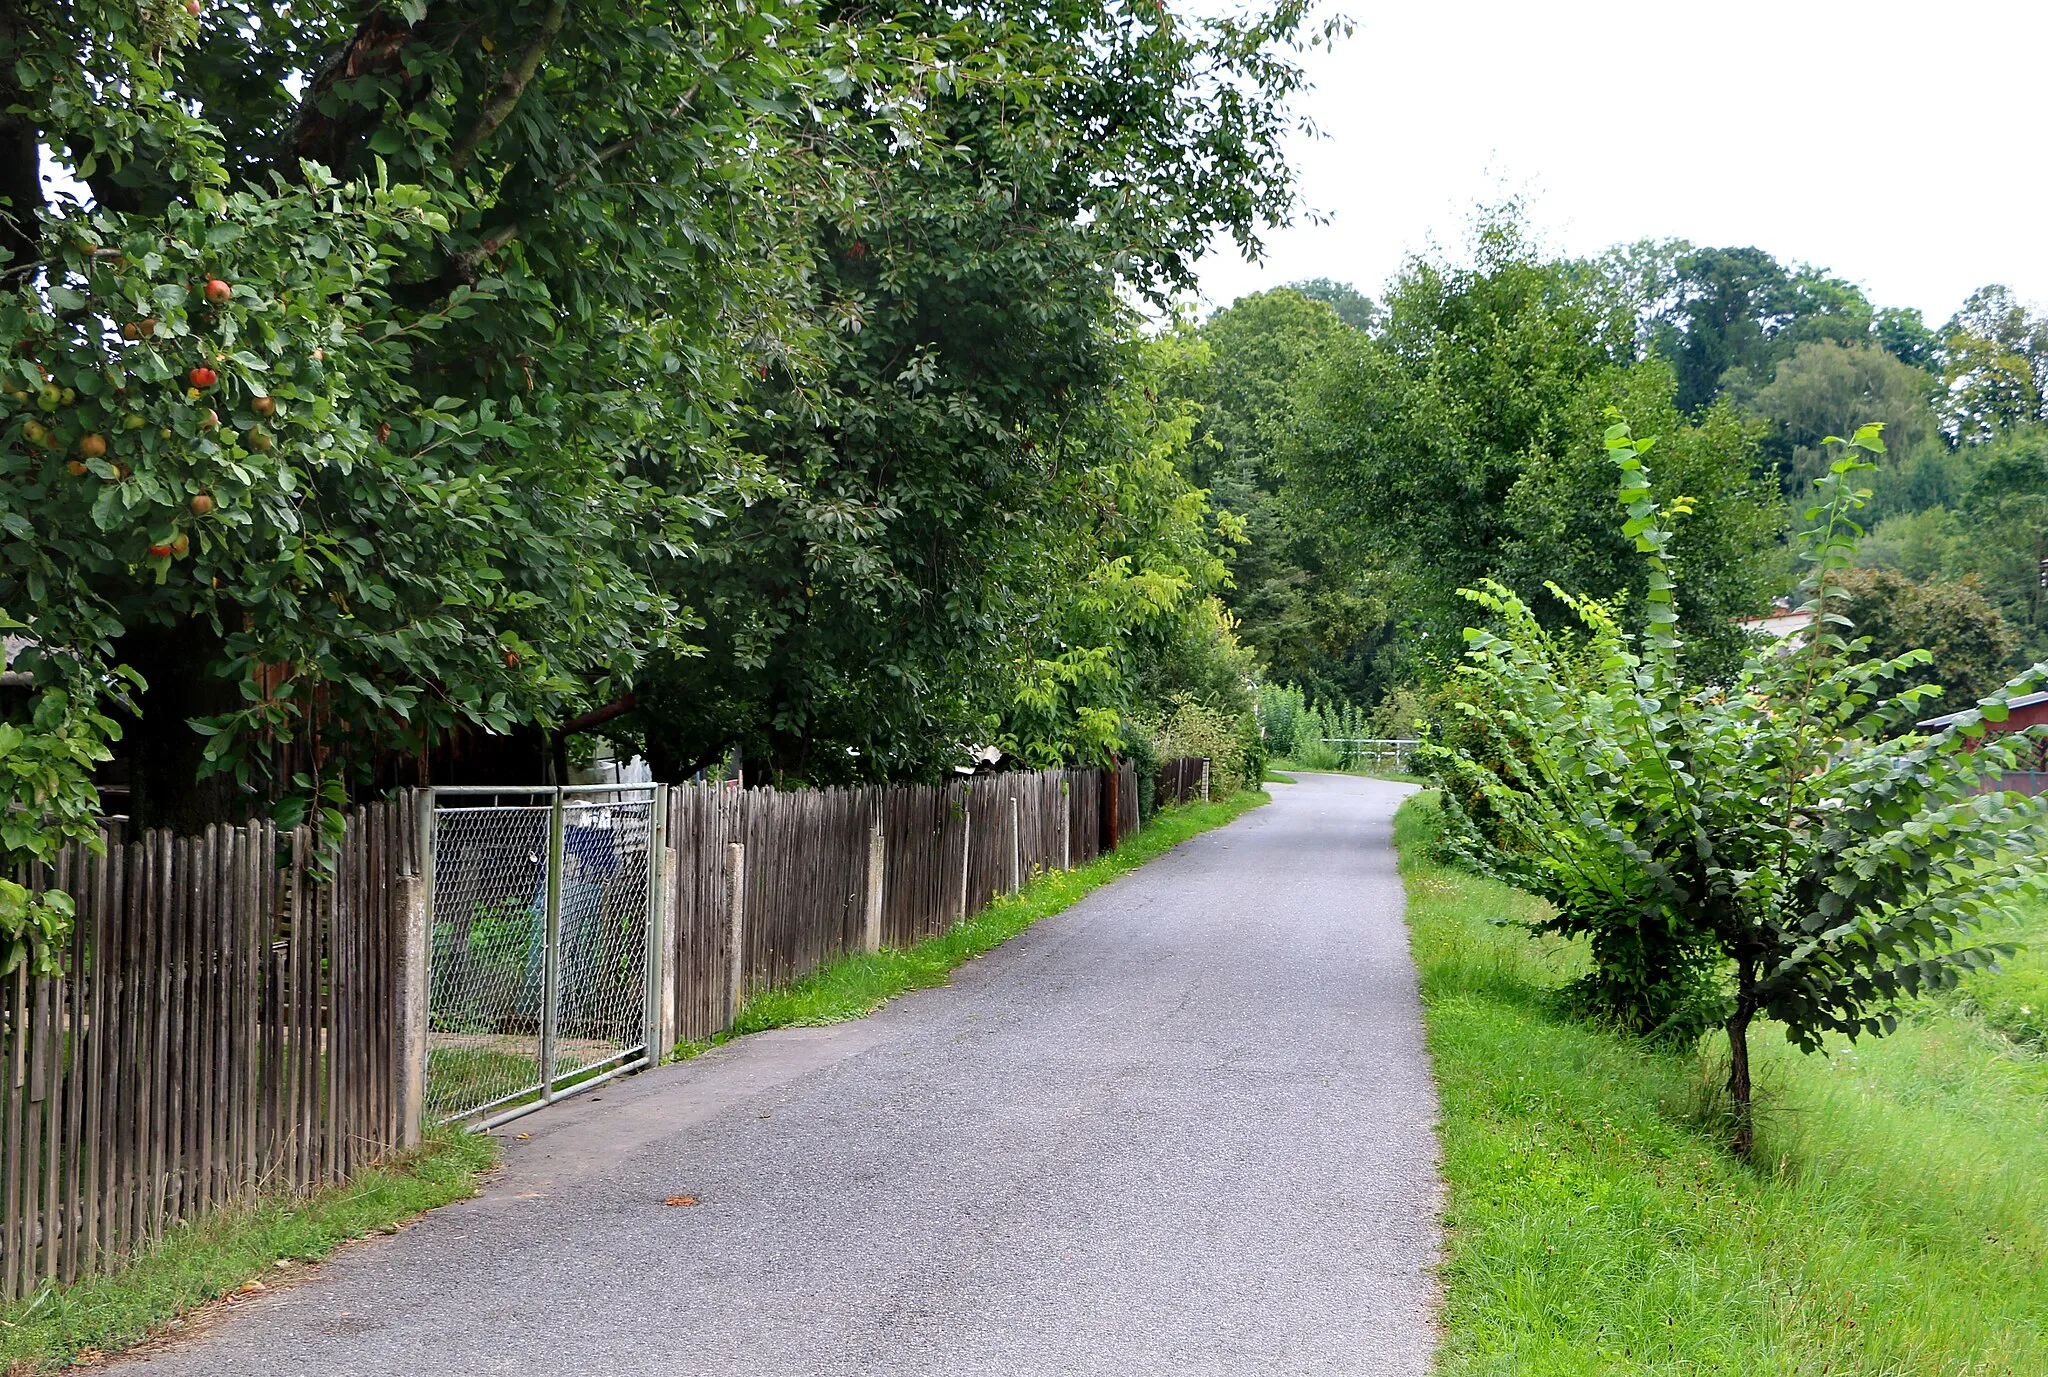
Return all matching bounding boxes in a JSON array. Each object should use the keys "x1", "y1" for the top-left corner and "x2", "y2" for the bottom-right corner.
[{"x1": 119, "y1": 774, "x2": 1439, "y2": 1376}]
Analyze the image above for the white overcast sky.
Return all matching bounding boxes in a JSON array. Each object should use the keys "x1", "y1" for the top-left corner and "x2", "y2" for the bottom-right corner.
[{"x1": 1195, "y1": 0, "x2": 2048, "y2": 325}]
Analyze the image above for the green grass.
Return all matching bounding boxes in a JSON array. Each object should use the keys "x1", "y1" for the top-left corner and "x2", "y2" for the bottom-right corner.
[
  {"x1": 1961, "y1": 907, "x2": 2048, "y2": 1051},
  {"x1": 677, "y1": 791, "x2": 1267, "y2": 1055},
  {"x1": 0, "y1": 1130, "x2": 497, "y2": 1372},
  {"x1": 1396, "y1": 793, "x2": 2048, "y2": 1377},
  {"x1": 1264, "y1": 769, "x2": 1298, "y2": 784}
]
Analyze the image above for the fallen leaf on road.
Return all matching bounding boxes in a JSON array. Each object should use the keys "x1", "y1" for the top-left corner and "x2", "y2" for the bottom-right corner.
[
  {"x1": 662, "y1": 1195, "x2": 700, "y2": 1207},
  {"x1": 515, "y1": 1133, "x2": 531, "y2": 1141},
  {"x1": 237, "y1": 1281, "x2": 265, "y2": 1294}
]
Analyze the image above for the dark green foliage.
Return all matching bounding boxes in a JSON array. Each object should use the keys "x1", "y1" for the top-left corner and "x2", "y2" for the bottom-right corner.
[
  {"x1": 4, "y1": 0, "x2": 1324, "y2": 949},
  {"x1": 1179, "y1": 286, "x2": 1389, "y2": 705},
  {"x1": 1858, "y1": 424, "x2": 2048, "y2": 665},
  {"x1": 1835, "y1": 566, "x2": 2016, "y2": 710},
  {"x1": 605, "y1": 3, "x2": 1323, "y2": 782},
  {"x1": 1284, "y1": 221, "x2": 1784, "y2": 684}
]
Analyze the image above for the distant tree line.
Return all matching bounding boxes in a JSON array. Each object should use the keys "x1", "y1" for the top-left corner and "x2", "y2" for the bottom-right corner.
[{"x1": 1182, "y1": 205, "x2": 2039, "y2": 726}]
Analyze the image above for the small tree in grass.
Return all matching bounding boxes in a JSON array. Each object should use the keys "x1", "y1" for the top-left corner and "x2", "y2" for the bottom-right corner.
[{"x1": 1422, "y1": 417, "x2": 2048, "y2": 1156}]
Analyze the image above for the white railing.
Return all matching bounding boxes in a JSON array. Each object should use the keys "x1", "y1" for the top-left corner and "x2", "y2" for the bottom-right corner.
[{"x1": 1316, "y1": 738, "x2": 1420, "y2": 772}]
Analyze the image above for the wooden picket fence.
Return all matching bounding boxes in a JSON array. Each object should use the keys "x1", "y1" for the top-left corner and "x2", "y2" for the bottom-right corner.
[
  {"x1": 1155, "y1": 756, "x2": 1210, "y2": 808},
  {"x1": 0, "y1": 798, "x2": 415, "y2": 1303},
  {"x1": 664, "y1": 767, "x2": 1120, "y2": 1045},
  {"x1": 0, "y1": 761, "x2": 1157, "y2": 1300}
]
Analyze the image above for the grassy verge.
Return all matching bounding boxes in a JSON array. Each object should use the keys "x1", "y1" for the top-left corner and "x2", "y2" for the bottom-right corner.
[
  {"x1": 1396, "y1": 792, "x2": 2048, "y2": 1376},
  {"x1": 678, "y1": 791, "x2": 1267, "y2": 1055},
  {"x1": 0, "y1": 1131, "x2": 496, "y2": 1373},
  {"x1": 1265, "y1": 770, "x2": 1298, "y2": 784}
]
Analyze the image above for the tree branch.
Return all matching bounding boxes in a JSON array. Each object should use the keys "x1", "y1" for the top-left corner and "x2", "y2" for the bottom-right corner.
[
  {"x1": 445, "y1": 0, "x2": 568, "y2": 179},
  {"x1": 275, "y1": 7, "x2": 426, "y2": 179}
]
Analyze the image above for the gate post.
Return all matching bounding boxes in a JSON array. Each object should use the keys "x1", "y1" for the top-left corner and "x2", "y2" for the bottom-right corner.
[
  {"x1": 643, "y1": 785, "x2": 670, "y2": 1066},
  {"x1": 725, "y1": 841, "x2": 746, "y2": 1026},
  {"x1": 1102, "y1": 761, "x2": 1120, "y2": 854},
  {"x1": 1061, "y1": 776, "x2": 1071, "y2": 872},
  {"x1": 1009, "y1": 794, "x2": 1021, "y2": 894},
  {"x1": 1201, "y1": 758, "x2": 1211, "y2": 803},
  {"x1": 863, "y1": 814, "x2": 885, "y2": 954},
  {"x1": 660, "y1": 796, "x2": 680, "y2": 1056},
  {"x1": 395, "y1": 795, "x2": 433, "y2": 1149},
  {"x1": 540, "y1": 788, "x2": 566, "y2": 1104}
]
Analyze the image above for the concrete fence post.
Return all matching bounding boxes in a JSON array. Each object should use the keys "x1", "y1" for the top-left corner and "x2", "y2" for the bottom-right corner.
[
  {"x1": 641, "y1": 785, "x2": 671, "y2": 1066},
  {"x1": 1201, "y1": 758, "x2": 1211, "y2": 803},
  {"x1": 725, "y1": 841, "x2": 747, "y2": 1026},
  {"x1": 660, "y1": 843, "x2": 679, "y2": 1053},
  {"x1": 864, "y1": 817, "x2": 886, "y2": 953},
  {"x1": 1061, "y1": 777, "x2": 1072, "y2": 871},
  {"x1": 1009, "y1": 794, "x2": 1022, "y2": 893},
  {"x1": 957, "y1": 793, "x2": 973, "y2": 924},
  {"x1": 395, "y1": 871, "x2": 429, "y2": 1150}
]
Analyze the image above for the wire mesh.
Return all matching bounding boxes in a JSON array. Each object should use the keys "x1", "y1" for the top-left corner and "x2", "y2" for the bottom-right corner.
[
  {"x1": 425, "y1": 787, "x2": 659, "y2": 1127},
  {"x1": 425, "y1": 799, "x2": 552, "y2": 1123},
  {"x1": 552, "y1": 792, "x2": 654, "y2": 1086}
]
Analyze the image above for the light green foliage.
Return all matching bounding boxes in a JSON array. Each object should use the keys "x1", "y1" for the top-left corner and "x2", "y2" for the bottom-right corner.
[
  {"x1": 1256, "y1": 681, "x2": 1370, "y2": 768},
  {"x1": 1751, "y1": 339, "x2": 1941, "y2": 482},
  {"x1": 1940, "y1": 284, "x2": 2048, "y2": 441},
  {"x1": 1138, "y1": 695, "x2": 1255, "y2": 798},
  {"x1": 1962, "y1": 902, "x2": 2048, "y2": 1050},
  {"x1": 1395, "y1": 794, "x2": 2048, "y2": 1377},
  {"x1": 1422, "y1": 416, "x2": 2048, "y2": 1151},
  {"x1": 1002, "y1": 335, "x2": 1257, "y2": 774},
  {"x1": 1858, "y1": 505, "x2": 1965, "y2": 579}
]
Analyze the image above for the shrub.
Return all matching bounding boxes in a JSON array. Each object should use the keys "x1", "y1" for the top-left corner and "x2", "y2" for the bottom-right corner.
[
  {"x1": 1422, "y1": 417, "x2": 2048, "y2": 1155},
  {"x1": 1143, "y1": 695, "x2": 1256, "y2": 799}
]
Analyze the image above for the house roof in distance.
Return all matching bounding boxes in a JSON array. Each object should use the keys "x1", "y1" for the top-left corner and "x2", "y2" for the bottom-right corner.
[{"x1": 1918, "y1": 689, "x2": 2048, "y2": 730}]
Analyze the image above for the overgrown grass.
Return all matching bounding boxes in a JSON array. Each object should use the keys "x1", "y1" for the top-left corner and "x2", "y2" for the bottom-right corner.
[
  {"x1": 1961, "y1": 907, "x2": 2048, "y2": 1051},
  {"x1": 677, "y1": 791, "x2": 1267, "y2": 1055},
  {"x1": 0, "y1": 1131, "x2": 496, "y2": 1373},
  {"x1": 1396, "y1": 792, "x2": 2048, "y2": 1376}
]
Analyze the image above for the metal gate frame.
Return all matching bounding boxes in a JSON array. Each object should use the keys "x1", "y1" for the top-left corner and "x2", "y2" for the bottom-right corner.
[{"x1": 421, "y1": 783, "x2": 667, "y2": 1131}]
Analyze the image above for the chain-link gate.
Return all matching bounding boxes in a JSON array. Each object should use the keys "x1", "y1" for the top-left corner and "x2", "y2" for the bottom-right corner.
[{"x1": 421, "y1": 785, "x2": 665, "y2": 1129}]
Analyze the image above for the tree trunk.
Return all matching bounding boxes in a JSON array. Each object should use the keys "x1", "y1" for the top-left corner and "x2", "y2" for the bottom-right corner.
[{"x1": 1725, "y1": 969, "x2": 1756, "y2": 1159}]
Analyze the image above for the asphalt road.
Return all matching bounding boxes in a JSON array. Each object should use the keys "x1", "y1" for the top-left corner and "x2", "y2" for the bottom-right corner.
[{"x1": 116, "y1": 772, "x2": 1440, "y2": 1376}]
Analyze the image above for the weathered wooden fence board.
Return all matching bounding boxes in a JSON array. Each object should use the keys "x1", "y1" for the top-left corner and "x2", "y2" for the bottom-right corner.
[
  {"x1": 1156, "y1": 756, "x2": 1209, "y2": 808},
  {"x1": 0, "y1": 762, "x2": 1158, "y2": 1303},
  {"x1": 662, "y1": 766, "x2": 1145, "y2": 1046},
  {"x1": 1, "y1": 799, "x2": 412, "y2": 1302}
]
